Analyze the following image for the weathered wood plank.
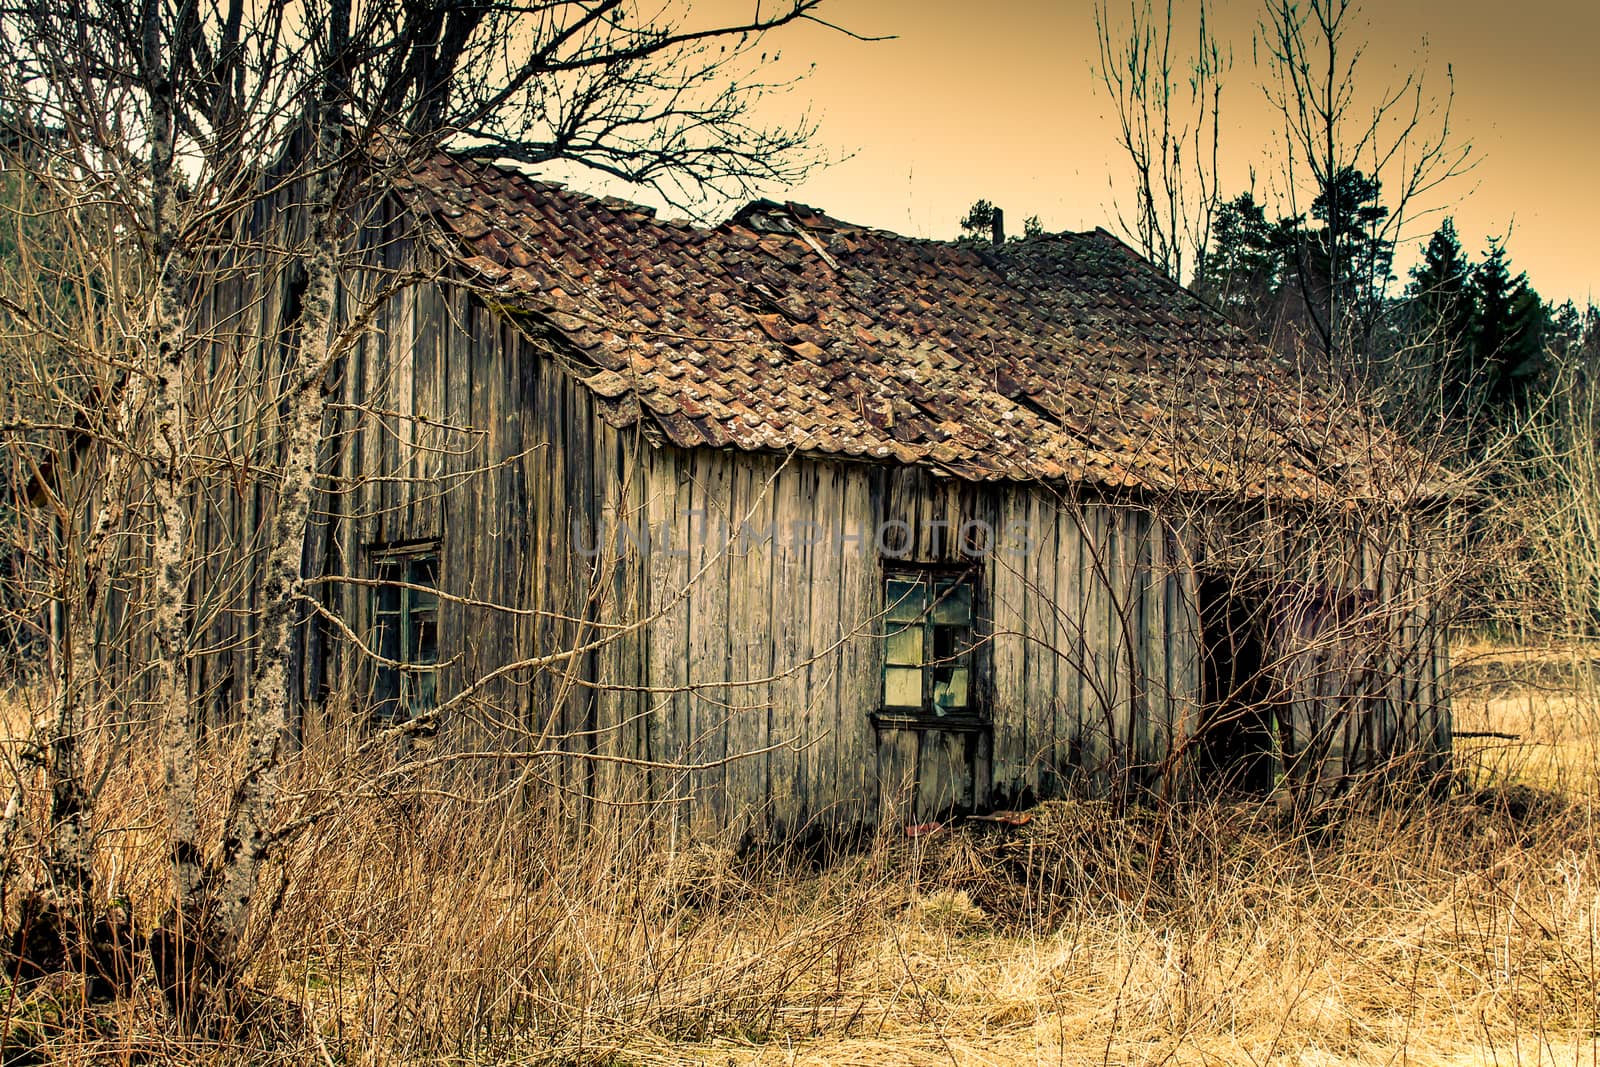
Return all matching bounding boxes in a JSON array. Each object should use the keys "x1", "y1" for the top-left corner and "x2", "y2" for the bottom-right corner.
[
  {"x1": 1167, "y1": 522, "x2": 1201, "y2": 778},
  {"x1": 1054, "y1": 497, "x2": 1086, "y2": 787},
  {"x1": 1078, "y1": 504, "x2": 1115, "y2": 786},
  {"x1": 766, "y1": 460, "x2": 807, "y2": 837},
  {"x1": 988, "y1": 490, "x2": 1027, "y2": 801},
  {"x1": 875, "y1": 725, "x2": 917, "y2": 828},
  {"x1": 1023, "y1": 488, "x2": 1058, "y2": 797},
  {"x1": 790, "y1": 461, "x2": 827, "y2": 832},
  {"x1": 915, "y1": 729, "x2": 967, "y2": 819},
  {"x1": 805, "y1": 461, "x2": 843, "y2": 834},
  {"x1": 1142, "y1": 513, "x2": 1168, "y2": 776},
  {"x1": 613, "y1": 431, "x2": 653, "y2": 800},
  {"x1": 718, "y1": 455, "x2": 761, "y2": 838},
  {"x1": 644, "y1": 451, "x2": 691, "y2": 845},
  {"x1": 834, "y1": 462, "x2": 876, "y2": 831},
  {"x1": 686, "y1": 448, "x2": 732, "y2": 838},
  {"x1": 1109, "y1": 506, "x2": 1137, "y2": 781}
]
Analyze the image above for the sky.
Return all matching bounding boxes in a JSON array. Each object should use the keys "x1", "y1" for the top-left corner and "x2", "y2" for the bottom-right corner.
[{"x1": 606, "y1": 0, "x2": 1597, "y2": 305}]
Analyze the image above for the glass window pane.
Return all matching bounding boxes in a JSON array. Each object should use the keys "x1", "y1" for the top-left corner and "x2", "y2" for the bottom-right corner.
[
  {"x1": 884, "y1": 667, "x2": 922, "y2": 708},
  {"x1": 932, "y1": 625, "x2": 958, "y2": 662},
  {"x1": 411, "y1": 669, "x2": 437, "y2": 715},
  {"x1": 885, "y1": 578, "x2": 928, "y2": 622},
  {"x1": 377, "y1": 576, "x2": 401, "y2": 617},
  {"x1": 933, "y1": 667, "x2": 969, "y2": 711},
  {"x1": 376, "y1": 613, "x2": 400, "y2": 664},
  {"x1": 373, "y1": 646, "x2": 399, "y2": 721},
  {"x1": 411, "y1": 607, "x2": 438, "y2": 665},
  {"x1": 933, "y1": 581, "x2": 971, "y2": 625},
  {"x1": 372, "y1": 546, "x2": 441, "y2": 721},
  {"x1": 373, "y1": 693, "x2": 399, "y2": 721},
  {"x1": 884, "y1": 624, "x2": 923, "y2": 666}
]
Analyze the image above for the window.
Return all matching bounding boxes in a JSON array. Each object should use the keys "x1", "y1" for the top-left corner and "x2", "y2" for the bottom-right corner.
[
  {"x1": 371, "y1": 544, "x2": 440, "y2": 722},
  {"x1": 881, "y1": 568, "x2": 978, "y2": 721}
]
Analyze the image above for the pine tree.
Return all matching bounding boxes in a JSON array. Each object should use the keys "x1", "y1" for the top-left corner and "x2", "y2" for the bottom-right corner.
[
  {"x1": 1549, "y1": 299, "x2": 1586, "y2": 364},
  {"x1": 1404, "y1": 218, "x2": 1476, "y2": 422},
  {"x1": 1190, "y1": 192, "x2": 1286, "y2": 334},
  {"x1": 958, "y1": 199, "x2": 998, "y2": 242},
  {"x1": 1292, "y1": 167, "x2": 1394, "y2": 364},
  {"x1": 1472, "y1": 240, "x2": 1549, "y2": 422}
]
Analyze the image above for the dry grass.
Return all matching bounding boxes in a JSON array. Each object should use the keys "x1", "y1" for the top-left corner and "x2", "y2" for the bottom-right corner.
[{"x1": 7, "y1": 648, "x2": 1600, "y2": 1065}]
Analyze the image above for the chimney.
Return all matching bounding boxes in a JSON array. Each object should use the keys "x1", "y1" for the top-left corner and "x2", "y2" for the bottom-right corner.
[{"x1": 991, "y1": 207, "x2": 1005, "y2": 246}]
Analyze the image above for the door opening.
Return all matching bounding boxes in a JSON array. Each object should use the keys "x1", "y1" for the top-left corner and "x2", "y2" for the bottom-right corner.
[{"x1": 1196, "y1": 573, "x2": 1280, "y2": 792}]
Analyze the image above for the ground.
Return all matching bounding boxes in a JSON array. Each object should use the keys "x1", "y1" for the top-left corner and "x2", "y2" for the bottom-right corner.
[
  {"x1": 5, "y1": 643, "x2": 1600, "y2": 1066},
  {"x1": 621, "y1": 643, "x2": 1600, "y2": 1067}
]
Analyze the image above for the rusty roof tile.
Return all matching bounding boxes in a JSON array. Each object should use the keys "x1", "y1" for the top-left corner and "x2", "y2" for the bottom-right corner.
[{"x1": 394, "y1": 152, "x2": 1423, "y2": 499}]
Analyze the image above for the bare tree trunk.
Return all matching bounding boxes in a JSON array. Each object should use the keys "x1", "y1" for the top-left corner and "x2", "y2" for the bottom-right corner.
[
  {"x1": 211, "y1": 155, "x2": 342, "y2": 949},
  {"x1": 42, "y1": 372, "x2": 154, "y2": 898},
  {"x1": 210, "y1": 0, "x2": 352, "y2": 956},
  {"x1": 1095, "y1": 0, "x2": 1228, "y2": 283},
  {"x1": 141, "y1": 4, "x2": 210, "y2": 1017}
]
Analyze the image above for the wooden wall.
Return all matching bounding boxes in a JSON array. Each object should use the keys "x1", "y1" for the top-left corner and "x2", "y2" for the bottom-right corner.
[
  {"x1": 596, "y1": 448, "x2": 1208, "y2": 838},
  {"x1": 190, "y1": 203, "x2": 1452, "y2": 839}
]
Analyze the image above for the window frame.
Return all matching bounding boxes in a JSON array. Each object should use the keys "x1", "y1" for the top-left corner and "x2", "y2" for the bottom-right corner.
[
  {"x1": 875, "y1": 561, "x2": 985, "y2": 731},
  {"x1": 368, "y1": 540, "x2": 441, "y2": 724}
]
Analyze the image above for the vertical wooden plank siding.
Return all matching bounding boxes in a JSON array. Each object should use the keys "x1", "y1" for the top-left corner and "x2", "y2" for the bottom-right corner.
[
  {"x1": 210, "y1": 205, "x2": 1450, "y2": 837},
  {"x1": 1025, "y1": 491, "x2": 1060, "y2": 797},
  {"x1": 806, "y1": 462, "x2": 843, "y2": 830},
  {"x1": 1082, "y1": 506, "x2": 1116, "y2": 779},
  {"x1": 1166, "y1": 523, "x2": 1201, "y2": 772},
  {"x1": 988, "y1": 490, "x2": 1027, "y2": 801},
  {"x1": 723, "y1": 456, "x2": 769, "y2": 839},
  {"x1": 835, "y1": 462, "x2": 878, "y2": 826},
  {"x1": 1142, "y1": 514, "x2": 1169, "y2": 776}
]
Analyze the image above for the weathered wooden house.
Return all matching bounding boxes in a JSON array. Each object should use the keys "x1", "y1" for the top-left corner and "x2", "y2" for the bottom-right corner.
[{"x1": 198, "y1": 152, "x2": 1451, "y2": 838}]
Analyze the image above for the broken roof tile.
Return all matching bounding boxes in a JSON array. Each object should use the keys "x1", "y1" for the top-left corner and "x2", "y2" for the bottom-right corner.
[{"x1": 396, "y1": 151, "x2": 1419, "y2": 498}]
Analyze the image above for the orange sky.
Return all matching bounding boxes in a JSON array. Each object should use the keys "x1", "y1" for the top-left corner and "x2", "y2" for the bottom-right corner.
[{"x1": 652, "y1": 0, "x2": 1597, "y2": 305}]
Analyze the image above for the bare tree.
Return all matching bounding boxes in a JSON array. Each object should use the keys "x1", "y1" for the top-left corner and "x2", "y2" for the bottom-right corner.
[
  {"x1": 1094, "y1": 0, "x2": 1230, "y2": 283},
  {"x1": 0, "y1": 0, "x2": 845, "y2": 1025},
  {"x1": 1258, "y1": 0, "x2": 1473, "y2": 376}
]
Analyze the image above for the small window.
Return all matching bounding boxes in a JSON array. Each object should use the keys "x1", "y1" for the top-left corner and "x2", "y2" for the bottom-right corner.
[
  {"x1": 370, "y1": 544, "x2": 440, "y2": 722},
  {"x1": 882, "y1": 567, "x2": 977, "y2": 720}
]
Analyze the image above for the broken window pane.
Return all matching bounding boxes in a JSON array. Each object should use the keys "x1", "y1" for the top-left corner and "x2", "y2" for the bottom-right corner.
[
  {"x1": 933, "y1": 667, "x2": 970, "y2": 711},
  {"x1": 933, "y1": 582, "x2": 971, "y2": 625},
  {"x1": 882, "y1": 568, "x2": 978, "y2": 719},
  {"x1": 413, "y1": 607, "x2": 439, "y2": 665},
  {"x1": 371, "y1": 543, "x2": 441, "y2": 723}
]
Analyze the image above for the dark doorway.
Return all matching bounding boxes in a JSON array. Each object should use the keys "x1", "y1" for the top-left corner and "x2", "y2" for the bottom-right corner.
[{"x1": 1196, "y1": 573, "x2": 1280, "y2": 792}]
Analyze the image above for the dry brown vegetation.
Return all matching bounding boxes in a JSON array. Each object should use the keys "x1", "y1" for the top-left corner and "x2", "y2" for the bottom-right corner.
[{"x1": 2, "y1": 642, "x2": 1598, "y2": 1066}]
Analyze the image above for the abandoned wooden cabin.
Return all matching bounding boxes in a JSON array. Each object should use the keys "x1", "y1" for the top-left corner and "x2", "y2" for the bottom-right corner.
[{"x1": 198, "y1": 152, "x2": 1452, "y2": 837}]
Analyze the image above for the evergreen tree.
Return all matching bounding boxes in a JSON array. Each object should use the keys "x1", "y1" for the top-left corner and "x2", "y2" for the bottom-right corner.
[
  {"x1": 1472, "y1": 240, "x2": 1549, "y2": 420},
  {"x1": 1289, "y1": 167, "x2": 1394, "y2": 364},
  {"x1": 958, "y1": 199, "x2": 998, "y2": 242},
  {"x1": 1190, "y1": 192, "x2": 1287, "y2": 335},
  {"x1": 1194, "y1": 170, "x2": 1398, "y2": 374},
  {"x1": 1403, "y1": 218, "x2": 1476, "y2": 421},
  {"x1": 1548, "y1": 299, "x2": 1587, "y2": 364}
]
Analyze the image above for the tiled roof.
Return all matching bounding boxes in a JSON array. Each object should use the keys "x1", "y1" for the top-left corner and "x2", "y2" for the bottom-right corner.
[{"x1": 391, "y1": 153, "x2": 1413, "y2": 498}]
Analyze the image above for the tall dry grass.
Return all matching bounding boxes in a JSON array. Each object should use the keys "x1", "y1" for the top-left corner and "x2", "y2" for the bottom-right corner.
[{"x1": 5, "y1": 663, "x2": 1600, "y2": 1067}]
